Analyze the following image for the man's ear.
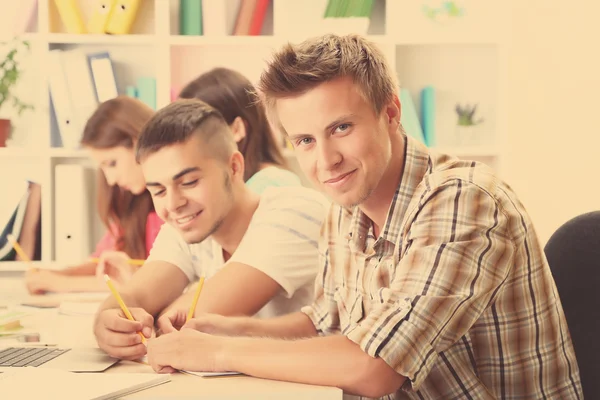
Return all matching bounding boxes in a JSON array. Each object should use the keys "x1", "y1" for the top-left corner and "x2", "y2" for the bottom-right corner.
[
  {"x1": 384, "y1": 94, "x2": 401, "y2": 132},
  {"x1": 230, "y1": 117, "x2": 247, "y2": 143},
  {"x1": 229, "y1": 151, "x2": 245, "y2": 180}
]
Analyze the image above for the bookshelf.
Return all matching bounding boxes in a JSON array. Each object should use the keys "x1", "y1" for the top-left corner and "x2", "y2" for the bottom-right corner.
[{"x1": 0, "y1": 0, "x2": 509, "y2": 262}]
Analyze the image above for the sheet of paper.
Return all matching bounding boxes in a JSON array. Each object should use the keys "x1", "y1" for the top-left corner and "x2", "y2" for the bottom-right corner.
[
  {"x1": 0, "y1": 367, "x2": 171, "y2": 399},
  {"x1": 58, "y1": 301, "x2": 102, "y2": 316},
  {"x1": 138, "y1": 355, "x2": 241, "y2": 377}
]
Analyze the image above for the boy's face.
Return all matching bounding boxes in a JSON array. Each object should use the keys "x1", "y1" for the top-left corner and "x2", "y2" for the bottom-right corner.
[
  {"x1": 141, "y1": 135, "x2": 235, "y2": 244},
  {"x1": 277, "y1": 77, "x2": 400, "y2": 208}
]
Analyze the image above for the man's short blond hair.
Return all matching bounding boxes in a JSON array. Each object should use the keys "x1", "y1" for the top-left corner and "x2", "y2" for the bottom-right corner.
[{"x1": 257, "y1": 34, "x2": 398, "y2": 134}]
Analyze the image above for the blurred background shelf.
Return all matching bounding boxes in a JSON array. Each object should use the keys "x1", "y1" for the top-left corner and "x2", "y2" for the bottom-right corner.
[{"x1": 0, "y1": 0, "x2": 508, "y2": 261}]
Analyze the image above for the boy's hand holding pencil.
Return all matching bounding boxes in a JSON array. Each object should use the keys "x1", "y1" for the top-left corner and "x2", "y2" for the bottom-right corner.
[{"x1": 93, "y1": 275, "x2": 154, "y2": 360}]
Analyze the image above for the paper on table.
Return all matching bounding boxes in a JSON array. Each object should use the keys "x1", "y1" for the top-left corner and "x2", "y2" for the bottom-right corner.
[
  {"x1": 0, "y1": 367, "x2": 171, "y2": 399},
  {"x1": 58, "y1": 301, "x2": 102, "y2": 316},
  {"x1": 137, "y1": 355, "x2": 241, "y2": 377}
]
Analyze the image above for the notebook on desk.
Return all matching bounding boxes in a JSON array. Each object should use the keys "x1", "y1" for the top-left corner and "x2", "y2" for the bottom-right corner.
[
  {"x1": 0, "y1": 346, "x2": 118, "y2": 372},
  {"x1": 0, "y1": 367, "x2": 171, "y2": 400}
]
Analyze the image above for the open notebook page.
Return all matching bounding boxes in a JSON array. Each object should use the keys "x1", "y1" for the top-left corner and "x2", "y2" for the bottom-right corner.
[
  {"x1": 138, "y1": 355, "x2": 241, "y2": 377},
  {"x1": 0, "y1": 367, "x2": 170, "y2": 399}
]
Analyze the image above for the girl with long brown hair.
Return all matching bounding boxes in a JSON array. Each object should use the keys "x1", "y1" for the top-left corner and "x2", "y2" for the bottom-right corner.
[
  {"x1": 178, "y1": 67, "x2": 301, "y2": 193},
  {"x1": 25, "y1": 96, "x2": 163, "y2": 293}
]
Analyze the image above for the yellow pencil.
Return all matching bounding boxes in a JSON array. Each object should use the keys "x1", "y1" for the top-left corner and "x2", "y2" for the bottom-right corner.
[
  {"x1": 186, "y1": 277, "x2": 205, "y2": 322},
  {"x1": 90, "y1": 258, "x2": 145, "y2": 266},
  {"x1": 7, "y1": 234, "x2": 31, "y2": 262},
  {"x1": 103, "y1": 274, "x2": 147, "y2": 345},
  {"x1": 6, "y1": 234, "x2": 37, "y2": 272}
]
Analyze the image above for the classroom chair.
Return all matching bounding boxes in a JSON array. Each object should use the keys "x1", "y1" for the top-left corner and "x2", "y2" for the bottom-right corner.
[{"x1": 544, "y1": 210, "x2": 600, "y2": 399}]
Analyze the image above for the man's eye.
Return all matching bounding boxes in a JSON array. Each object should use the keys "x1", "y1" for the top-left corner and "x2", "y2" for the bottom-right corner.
[
  {"x1": 297, "y1": 138, "x2": 313, "y2": 146},
  {"x1": 152, "y1": 189, "x2": 165, "y2": 196},
  {"x1": 336, "y1": 123, "x2": 351, "y2": 132},
  {"x1": 182, "y1": 179, "x2": 198, "y2": 187}
]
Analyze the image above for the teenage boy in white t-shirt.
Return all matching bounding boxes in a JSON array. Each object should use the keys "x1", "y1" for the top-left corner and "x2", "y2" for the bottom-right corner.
[{"x1": 93, "y1": 99, "x2": 328, "y2": 361}]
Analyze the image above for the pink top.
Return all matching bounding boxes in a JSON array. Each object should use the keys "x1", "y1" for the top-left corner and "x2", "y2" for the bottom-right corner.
[{"x1": 91, "y1": 211, "x2": 163, "y2": 258}]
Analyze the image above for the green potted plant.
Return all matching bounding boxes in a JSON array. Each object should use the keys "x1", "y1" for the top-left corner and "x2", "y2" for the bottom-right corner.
[
  {"x1": 455, "y1": 103, "x2": 483, "y2": 145},
  {"x1": 0, "y1": 38, "x2": 34, "y2": 147}
]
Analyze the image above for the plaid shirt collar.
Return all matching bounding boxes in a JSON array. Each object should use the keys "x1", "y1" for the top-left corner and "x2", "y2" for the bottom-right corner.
[{"x1": 347, "y1": 134, "x2": 432, "y2": 251}]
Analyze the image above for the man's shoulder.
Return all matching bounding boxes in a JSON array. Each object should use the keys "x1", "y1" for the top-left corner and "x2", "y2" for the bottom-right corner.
[
  {"x1": 425, "y1": 156, "x2": 506, "y2": 200},
  {"x1": 259, "y1": 186, "x2": 331, "y2": 210}
]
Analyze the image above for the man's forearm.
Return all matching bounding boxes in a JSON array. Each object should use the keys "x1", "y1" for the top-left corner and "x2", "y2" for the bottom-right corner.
[
  {"x1": 221, "y1": 334, "x2": 405, "y2": 398},
  {"x1": 237, "y1": 312, "x2": 318, "y2": 339}
]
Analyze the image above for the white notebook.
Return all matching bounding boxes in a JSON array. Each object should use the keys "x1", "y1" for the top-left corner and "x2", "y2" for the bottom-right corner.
[
  {"x1": 0, "y1": 368, "x2": 170, "y2": 399},
  {"x1": 138, "y1": 355, "x2": 240, "y2": 377}
]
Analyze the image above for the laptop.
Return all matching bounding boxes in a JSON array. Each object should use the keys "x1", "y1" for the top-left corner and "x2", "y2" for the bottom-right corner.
[{"x1": 0, "y1": 346, "x2": 119, "y2": 372}]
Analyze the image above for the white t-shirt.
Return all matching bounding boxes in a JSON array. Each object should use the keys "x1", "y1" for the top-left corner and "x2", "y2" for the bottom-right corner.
[{"x1": 147, "y1": 186, "x2": 330, "y2": 319}]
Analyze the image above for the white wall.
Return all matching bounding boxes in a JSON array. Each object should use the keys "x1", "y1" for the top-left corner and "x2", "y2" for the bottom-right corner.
[{"x1": 505, "y1": 1, "x2": 600, "y2": 244}]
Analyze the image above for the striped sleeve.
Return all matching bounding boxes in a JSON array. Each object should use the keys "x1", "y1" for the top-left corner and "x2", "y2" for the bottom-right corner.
[
  {"x1": 346, "y1": 180, "x2": 516, "y2": 390},
  {"x1": 228, "y1": 188, "x2": 328, "y2": 298}
]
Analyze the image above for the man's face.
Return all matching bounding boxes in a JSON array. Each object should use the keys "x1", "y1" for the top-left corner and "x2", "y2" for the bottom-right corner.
[
  {"x1": 141, "y1": 135, "x2": 235, "y2": 244},
  {"x1": 277, "y1": 77, "x2": 399, "y2": 208}
]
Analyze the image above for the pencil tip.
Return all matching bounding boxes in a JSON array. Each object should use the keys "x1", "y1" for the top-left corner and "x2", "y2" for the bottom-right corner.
[{"x1": 103, "y1": 274, "x2": 110, "y2": 282}]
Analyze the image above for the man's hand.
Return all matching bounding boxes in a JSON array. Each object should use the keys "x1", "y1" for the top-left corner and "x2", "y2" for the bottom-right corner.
[
  {"x1": 147, "y1": 328, "x2": 227, "y2": 374},
  {"x1": 94, "y1": 308, "x2": 153, "y2": 360},
  {"x1": 95, "y1": 251, "x2": 136, "y2": 285},
  {"x1": 156, "y1": 308, "x2": 189, "y2": 334},
  {"x1": 182, "y1": 313, "x2": 243, "y2": 336}
]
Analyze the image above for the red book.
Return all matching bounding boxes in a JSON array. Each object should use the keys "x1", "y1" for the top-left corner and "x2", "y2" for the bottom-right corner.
[{"x1": 249, "y1": 0, "x2": 269, "y2": 35}]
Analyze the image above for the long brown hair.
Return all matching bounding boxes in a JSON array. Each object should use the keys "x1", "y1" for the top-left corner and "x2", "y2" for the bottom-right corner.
[
  {"x1": 179, "y1": 67, "x2": 288, "y2": 181},
  {"x1": 80, "y1": 96, "x2": 155, "y2": 260}
]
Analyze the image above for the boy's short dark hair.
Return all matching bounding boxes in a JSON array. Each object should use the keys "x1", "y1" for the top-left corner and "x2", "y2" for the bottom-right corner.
[{"x1": 135, "y1": 99, "x2": 237, "y2": 163}]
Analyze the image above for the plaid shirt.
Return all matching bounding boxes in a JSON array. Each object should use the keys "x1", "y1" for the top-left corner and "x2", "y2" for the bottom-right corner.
[{"x1": 301, "y1": 135, "x2": 582, "y2": 399}]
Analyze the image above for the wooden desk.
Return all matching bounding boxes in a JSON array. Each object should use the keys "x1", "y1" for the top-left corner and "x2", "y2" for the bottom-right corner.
[{"x1": 0, "y1": 273, "x2": 343, "y2": 399}]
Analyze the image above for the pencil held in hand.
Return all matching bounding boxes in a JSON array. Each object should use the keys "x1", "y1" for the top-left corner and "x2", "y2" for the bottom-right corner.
[
  {"x1": 187, "y1": 277, "x2": 205, "y2": 323},
  {"x1": 103, "y1": 274, "x2": 147, "y2": 345}
]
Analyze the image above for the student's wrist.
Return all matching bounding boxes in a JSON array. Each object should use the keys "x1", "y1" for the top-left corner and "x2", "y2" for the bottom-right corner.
[{"x1": 218, "y1": 336, "x2": 249, "y2": 372}]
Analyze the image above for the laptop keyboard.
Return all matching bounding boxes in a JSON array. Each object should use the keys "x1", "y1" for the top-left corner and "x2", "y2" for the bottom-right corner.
[{"x1": 0, "y1": 347, "x2": 71, "y2": 367}]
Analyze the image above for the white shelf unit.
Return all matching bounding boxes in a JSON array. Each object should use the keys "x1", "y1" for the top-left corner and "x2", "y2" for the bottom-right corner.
[{"x1": 0, "y1": 0, "x2": 508, "y2": 262}]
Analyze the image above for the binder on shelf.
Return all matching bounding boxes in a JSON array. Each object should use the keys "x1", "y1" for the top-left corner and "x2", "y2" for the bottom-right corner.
[
  {"x1": 48, "y1": 50, "x2": 79, "y2": 149},
  {"x1": 137, "y1": 76, "x2": 156, "y2": 110},
  {"x1": 126, "y1": 85, "x2": 138, "y2": 98},
  {"x1": 233, "y1": 0, "x2": 257, "y2": 35},
  {"x1": 54, "y1": 164, "x2": 93, "y2": 264},
  {"x1": 202, "y1": 0, "x2": 228, "y2": 36},
  {"x1": 13, "y1": 0, "x2": 38, "y2": 35},
  {"x1": 87, "y1": 0, "x2": 117, "y2": 34},
  {"x1": 421, "y1": 86, "x2": 436, "y2": 147},
  {"x1": 0, "y1": 180, "x2": 30, "y2": 261},
  {"x1": 53, "y1": 0, "x2": 87, "y2": 34},
  {"x1": 105, "y1": 0, "x2": 142, "y2": 35},
  {"x1": 60, "y1": 49, "x2": 100, "y2": 146},
  {"x1": 87, "y1": 52, "x2": 119, "y2": 103},
  {"x1": 15, "y1": 181, "x2": 42, "y2": 261},
  {"x1": 180, "y1": 0, "x2": 203, "y2": 35},
  {"x1": 399, "y1": 88, "x2": 426, "y2": 145},
  {"x1": 249, "y1": 0, "x2": 269, "y2": 35}
]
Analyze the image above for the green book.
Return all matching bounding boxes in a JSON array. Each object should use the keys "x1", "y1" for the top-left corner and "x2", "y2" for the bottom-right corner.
[{"x1": 180, "y1": 0, "x2": 203, "y2": 35}]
